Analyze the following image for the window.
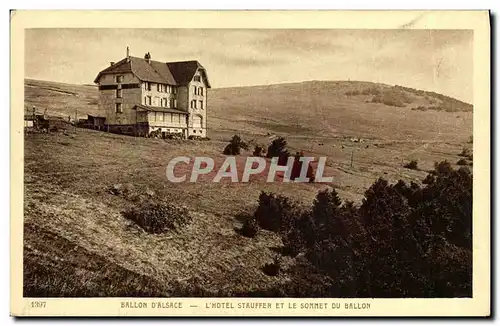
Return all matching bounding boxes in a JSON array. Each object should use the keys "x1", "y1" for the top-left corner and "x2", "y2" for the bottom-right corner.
[
  {"x1": 190, "y1": 100, "x2": 197, "y2": 109},
  {"x1": 170, "y1": 98, "x2": 175, "y2": 108},
  {"x1": 194, "y1": 75, "x2": 201, "y2": 82},
  {"x1": 158, "y1": 112, "x2": 163, "y2": 121},
  {"x1": 193, "y1": 130, "x2": 197, "y2": 133},
  {"x1": 178, "y1": 114, "x2": 181, "y2": 123},
  {"x1": 199, "y1": 87, "x2": 203, "y2": 96},
  {"x1": 116, "y1": 89, "x2": 122, "y2": 98},
  {"x1": 174, "y1": 99, "x2": 177, "y2": 108},
  {"x1": 193, "y1": 86, "x2": 197, "y2": 95},
  {"x1": 199, "y1": 100, "x2": 203, "y2": 109},
  {"x1": 163, "y1": 98, "x2": 168, "y2": 108},
  {"x1": 157, "y1": 84, "x2": 161, "y2": 92},
  {"x1": 115, "y1": 103, "x2": 122, "y2": 113},
  {"x1": 173, "y1": 87, "x2": 177, "y2": 94},
  {"x1": 146, "y1": 96, "x2": 152, "y2": 106},
  {"x1": 144, "y1": 82, "x2": 152, "y2": 91},
  {"x1": 170, "y1": 113, "x2": 173, "y2": 122},
  {"x1": 116, "y1": 75, "x2": 123, "y2": 83}
]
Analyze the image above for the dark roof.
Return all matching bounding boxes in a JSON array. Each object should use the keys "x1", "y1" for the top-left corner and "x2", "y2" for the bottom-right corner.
[
  {"x1": 95, "y1": 56, "x2": 210, "y2": 87},
  {"x1": 133, "y1": 104, "x2": 188, "y2": 115},
  {"x1": 94, "y1": 57, "x2": 176, "y2": 85},
  {"x1": 167, "y1": 61, "x2": 211, "y2": 88}
]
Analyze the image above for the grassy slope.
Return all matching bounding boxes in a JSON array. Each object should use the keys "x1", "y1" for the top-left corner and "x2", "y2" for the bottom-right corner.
[{"x1": 23, "y1": 79, "x2": 473, "y2": 296}]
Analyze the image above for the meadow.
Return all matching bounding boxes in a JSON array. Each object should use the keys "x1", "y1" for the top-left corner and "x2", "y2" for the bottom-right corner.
[{"x1": 23, "y1": 79, "x2": 472, "y2": 296}]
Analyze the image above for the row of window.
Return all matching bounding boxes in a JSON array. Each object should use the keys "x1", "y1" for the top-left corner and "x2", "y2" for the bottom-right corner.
[
  {"x1": 193, "y1": 75, "x2": 201, "y2": 82},
  {"x1": 143, "y1": 96, "x2": 177, "y2": 108},
  {"x1": 193, "y1": 86, "x2": 204, "y2": 96},
  {"x1": 144, "y1": 81, "x2": 177, "y2": 94},
  {"x1": 150, "y1": 112, "x2": 184, "y2": 123},
  {"x1": 190, "y1": 100, "x2": 204, "y2": 109}
]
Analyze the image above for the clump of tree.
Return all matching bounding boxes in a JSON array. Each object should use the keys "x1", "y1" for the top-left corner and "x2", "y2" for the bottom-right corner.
[
  {"x1": 248, "y1": 161, "x2": 472, "y2": 297},
  {"x1": 223, "y1": 135, "x2": 249, "y2": 155},
  {"x1": 266, "y1": 137, "x2": 290, "y2": 165},
  {"x1": 404, "y1": 160, "x2": 418, "y2": 170},
  {"x1": 345, "y1": 90, "x2": 361, "y2": 96}
]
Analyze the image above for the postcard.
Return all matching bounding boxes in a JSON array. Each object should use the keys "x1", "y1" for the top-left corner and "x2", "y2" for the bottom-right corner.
[{"x1": 10, "y1": 10, "x2": 490, "y2": 317}]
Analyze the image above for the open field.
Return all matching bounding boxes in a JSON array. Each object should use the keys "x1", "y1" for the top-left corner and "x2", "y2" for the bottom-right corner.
[{"x1": 23, "y1": 79, "x2": 473, "y2": 296}]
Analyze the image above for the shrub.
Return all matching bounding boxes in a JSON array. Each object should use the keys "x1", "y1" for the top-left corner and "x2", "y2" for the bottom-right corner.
[
  {"x1": 404, "y1": 160, "x2": 418, "y2": 170},
  {"x1": 254, "y1": 191, "x2": 299, "y2": 233},
  {"x1": 459, "y1": 147, "x2": 473, "y2": 160},
  {"x1": 252, "y1": 144, "x2": 266, "y2": 157},
  {"x1": 266, "y1": 137, "x2": 289, "y2": 162},
  {"x1": 289, "y1": 151, "x2": 315, "y2": 181},
  {"x1": 123, "y1": 201, "x2": 191, "y2": 234},
  {"x1": 262, "y1": 257, "x2": 281, "y2": 277},
  {"x1": 361, "y1": 87, "x2": 382, "y2": 96},
  {"x1": 457, "y1": 159, "x2": 469, "y2": 166},
  {"x1": 223, "y1": 135, "x2": 248, "y2": 155},
  {"x1": 248, "y1": 160, "x2": 472, "y2": 298},
  {"x1": 238, "y1": 217, "x2": 259, "y2": 238}
]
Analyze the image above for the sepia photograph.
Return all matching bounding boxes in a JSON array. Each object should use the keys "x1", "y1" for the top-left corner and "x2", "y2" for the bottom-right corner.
[{"x1": 10, "y1": 10, "x2": 490, "y2": 317}]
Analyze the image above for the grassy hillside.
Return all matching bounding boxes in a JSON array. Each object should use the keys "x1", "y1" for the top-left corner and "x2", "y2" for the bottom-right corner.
[
  {"x1": 25, "y1": 78, "x2": 472, "y2": 142},
  {"x1": 22, "y1": 78, "x2": 473, "y2": 297}
]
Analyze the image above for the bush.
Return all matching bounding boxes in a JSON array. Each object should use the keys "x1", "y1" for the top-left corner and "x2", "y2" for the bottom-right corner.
[
  {"x1": 289, "y1": 151, "x2": 315, "y2": 181},
  {"x1": 459, "y1": 147, "x2": 473, "y2": 160},
  {"x1": 248, "y1": 161, "x2": 472, "y2": 298},
  {"x1": 262, "y1": 257, "x2": 281, "y2": 277},
  {"x1": 456, "y1": 159, "x2": 469, "y2": 166},
  {"x1": 223, "y1": 135, "x2": 248, "y2": 155},
  {"x1": 254, "y1": 191, "x2": 300, "y2": 233},
  {"x1": 404, "y1": 160, "x2": 418, "y2": 170},
  {"x1": 266, "y1": 137, "x2": 289, "y2": 162},
  {"x1": 252, "y1": 145, "x2": 266, "y2": 157},
  {"x1": 123, "y1": 201, "x2": 191, "y2": 234},
  {"x1": 238, "y1": 217, "x2": 259, "y2": 238}
]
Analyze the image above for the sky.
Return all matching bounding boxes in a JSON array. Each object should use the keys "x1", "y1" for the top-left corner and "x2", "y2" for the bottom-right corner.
[{"x1": 25, "y1": 29, "x2": 473, "y2": 103}]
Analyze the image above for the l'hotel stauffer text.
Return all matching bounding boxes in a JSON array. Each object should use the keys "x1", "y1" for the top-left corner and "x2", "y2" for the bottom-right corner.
[{"x1": 120, "y1": 301, "x2": 372, "y2": 311}]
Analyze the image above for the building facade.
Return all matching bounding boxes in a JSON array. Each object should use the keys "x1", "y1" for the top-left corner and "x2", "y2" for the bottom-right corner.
[{"x1": 94, "y1": 50, "x2": 210, "y2": 138}]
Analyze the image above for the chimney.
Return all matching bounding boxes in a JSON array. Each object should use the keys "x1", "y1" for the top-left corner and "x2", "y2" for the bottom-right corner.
[
  {"x1": 110, "y1": 62, "x2": 115, "y2": 66},
  {"x1": 126, "y1": 46, "x2": 130, "y2": 62},
  {"x1": 144, "y1": 52, "x2": 151, "y2": 64}
]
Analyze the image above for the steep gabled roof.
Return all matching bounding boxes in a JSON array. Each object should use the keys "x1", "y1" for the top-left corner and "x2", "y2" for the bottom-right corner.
[
  {"x1": 94, "y1": 57, "x2": 176, "y2": 85},
  {"x1": 95, "y1": 56, "x2": 210, "y2": 87},
  {"x1": 167, "y1": 60, "x2": 211, "y2": 88},
  {"x1": 129, "y1": 57, "x2": 177, "y2": 85}
]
